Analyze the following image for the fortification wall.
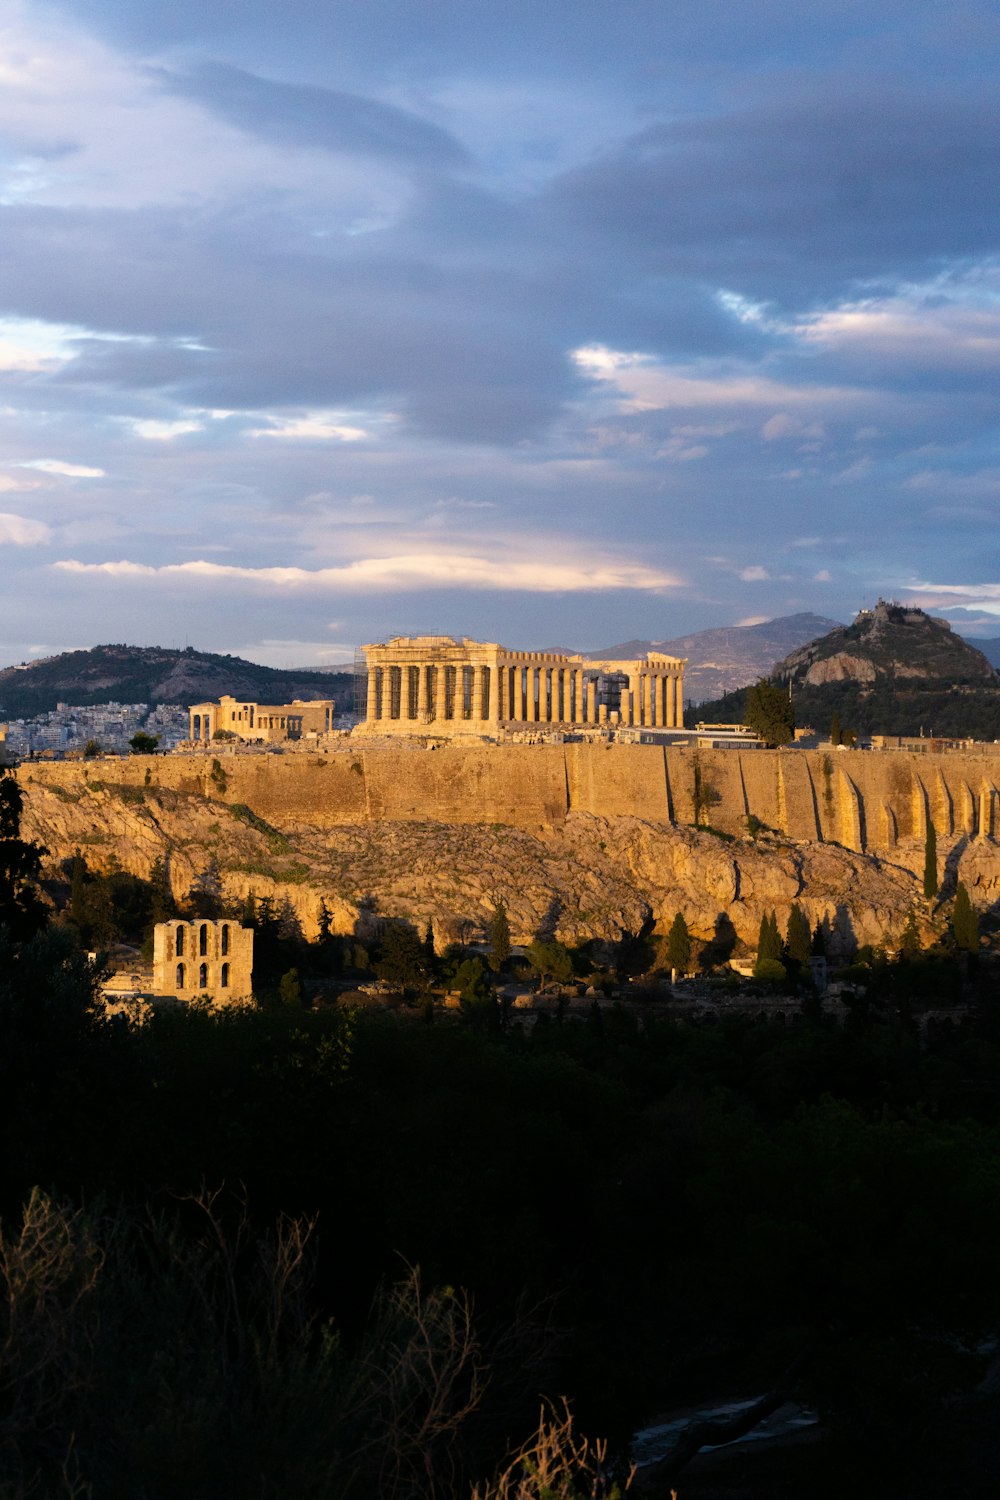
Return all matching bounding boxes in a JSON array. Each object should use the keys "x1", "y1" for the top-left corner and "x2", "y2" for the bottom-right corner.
[{"x1": 20, "y1": 743, "x2": 1000, "y2": 853}]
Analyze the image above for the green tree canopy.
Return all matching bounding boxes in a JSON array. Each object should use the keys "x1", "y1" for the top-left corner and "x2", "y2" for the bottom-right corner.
[
  {"x1": 525, "y1": 938, "x2": 574, "y2": 985},
  {"x1": 744, "y1": 680, "x2": 794, "y2": 747},
  {"x1": 128, "y1": 731, "x2": 160, "y2": 754}
]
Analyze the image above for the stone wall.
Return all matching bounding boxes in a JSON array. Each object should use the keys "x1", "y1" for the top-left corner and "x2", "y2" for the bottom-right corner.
[{"x1": 19, "y1": 744, "x2": 1000, "y2": 855}]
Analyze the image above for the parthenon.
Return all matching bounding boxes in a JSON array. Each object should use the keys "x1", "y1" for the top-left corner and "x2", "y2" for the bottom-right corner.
[{"x1": 362, "y1": 636, "x2": 685, "y2": 737}]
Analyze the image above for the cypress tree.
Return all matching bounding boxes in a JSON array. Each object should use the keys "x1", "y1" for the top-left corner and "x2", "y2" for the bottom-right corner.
[
  {"x1": 923, "y1": 821, "x2": 939, "y2": 900},
  {"x1": 830, "y1": 711, "x2": 842, "y2": 747},
  {"x1": 666, "y1": 911, "x2": 692, "y2": 975},
  {"x1": 489, "y1": 899, "x2": 512, "y2": 972},
  {"x1": 785, "y1": 904, "x2": 811, "y2": 965},
  {"x1": 952, "y1": 881, "x2": 979, "y2": 953}
]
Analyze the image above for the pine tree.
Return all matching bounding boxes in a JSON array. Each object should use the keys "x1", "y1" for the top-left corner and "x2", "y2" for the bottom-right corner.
[
  {"x1": 317, "y1": 898, "x2": 332, "y2": 943},
  {"x1": 923, "y1": 821, "x2": 939, "y2": 900},
  {"x1": 666, "y1": 911, "x2": 692, "y2": 975},
  {"x1": 785, "y1": 904, "x2": 811, "y2": 965},
  {"x1": 952, "y1": 881, "x2": 979, "y2": 953}
]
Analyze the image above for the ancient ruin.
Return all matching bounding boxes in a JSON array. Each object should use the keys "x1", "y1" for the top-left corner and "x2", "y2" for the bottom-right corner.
[
  {"x1": 362, "y1": 635, "x2": 686, "y2": 737},
  {"x1": 189, "y1": 695, "x2": 335, "y2": 744},
  {"x1": 152, "y1": 918, "x2": 253, "y2": 1002}
]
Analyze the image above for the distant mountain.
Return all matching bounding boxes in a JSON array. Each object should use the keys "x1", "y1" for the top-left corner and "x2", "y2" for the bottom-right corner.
[
  {"x1": 583, "y1": 613, "x2": 843, "y2": 702},
  {"x1": 696, "y1": 602, "x2": 1000, "y2": 738},
  {"x1": 0, "y1": 644, "x2": 356, "y2": 720},
  {"x1": 773, "y1": 601, "x2": 998, "y2": 688},
  {"x1": 969, "y1": 636, "x2": 1000, "y2": 669}
]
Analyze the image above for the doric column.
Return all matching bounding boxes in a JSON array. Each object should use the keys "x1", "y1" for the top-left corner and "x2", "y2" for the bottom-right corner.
[
  {"x1": 669, "y1": 674, "x2": 680, "y2": 727},
  {"x1": 527, "y1": 667, "x2": 536, "y2": 723},
  {"x1": 417, "y1": 663, "x2": 428, "y2": 721},
  {"x1": 645, "y1": 674, "x2": 654, "y2": 727},
  {"x1": 575, "y1": 668, "x2": 584, "y2": 724},
  {"x1": 476, "y1": 665, "x2": 488, "y2": 721},
  {"x1": 366, "y1": 665, "x2": 378, "y2": 722},
  {"x1": 587, "y1": 679, "x2": 597, "y2": 724}
]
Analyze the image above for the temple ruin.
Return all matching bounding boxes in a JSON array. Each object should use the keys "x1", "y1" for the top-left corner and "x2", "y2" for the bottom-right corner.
[
  {"x1": 362, "y1": 635, "x2": 685, "y2": 737},
  {"x1": 152, "y1": 918, "x2": 253, "y2": 1002},
  {"x1": 189, "y1": 695, "x2": 335, "y2": 744}
]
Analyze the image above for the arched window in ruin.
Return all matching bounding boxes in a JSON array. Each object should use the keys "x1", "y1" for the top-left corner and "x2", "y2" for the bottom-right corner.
[
  {"x1": 221, "y1": 963, "x2": 229, "y2": 988},
  {"x1": 198, "y1": 962, "x2": 208, "y2": 989},
  {"x1": 221, "y1": 924, "x2": 229, "y2": 955},
  {"x1": 176, "y1": 963, "x2": 185, "y2": 988},
  {"x1": 199, "y1": 923, "x2": 208, "y2": 956},
  {"x1": 175, "y1": 926, "x2": 185, "y2": 957}
]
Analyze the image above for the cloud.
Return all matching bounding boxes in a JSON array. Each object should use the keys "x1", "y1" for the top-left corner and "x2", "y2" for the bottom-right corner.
[
  {"x1": 739, "y1": 565, "x2": 770, "y2": 581},
  {"x1": 248, "y1": 414, "x2": 369, "y2": 442},
  {"x1": 0, "y1": 511, "x2": 51, "y2": 545},
  {"x1": 128, "y1": 418, "x2": 204, "y2": 440},
  {"x1": 548, "y1": 86, "x2": 1000, "y2": 301},
  {"x1": 573, "y1": 346, "x2": 853, "y2": 414},
  {"x1": 155, "y1": 62, "x2": 470, "y2": 168},
  {"x1": 54, "y1": 550, "x2": 682, "y2": 594},
  {"x1": 17, "y1": 459, "x2": 106, "y2": 477}
]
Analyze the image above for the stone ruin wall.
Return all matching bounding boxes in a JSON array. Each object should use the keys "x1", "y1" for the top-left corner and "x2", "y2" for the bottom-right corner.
[{"x1": 20, "y1": 743, "x2": 1000, "y2": 862}]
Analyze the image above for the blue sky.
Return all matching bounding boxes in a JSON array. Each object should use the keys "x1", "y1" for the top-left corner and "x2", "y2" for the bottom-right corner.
[{"x1": 1, "y1": 0, "x2": 999, "y2": 666}]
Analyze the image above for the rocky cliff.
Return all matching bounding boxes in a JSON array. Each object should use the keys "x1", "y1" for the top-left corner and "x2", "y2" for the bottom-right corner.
[
  {"x1": 773, "y1": 601, "x2": 998, "y2": 689},
  {"x1": 21, "y1": 748, "x2": 1000, "y2": 958}
]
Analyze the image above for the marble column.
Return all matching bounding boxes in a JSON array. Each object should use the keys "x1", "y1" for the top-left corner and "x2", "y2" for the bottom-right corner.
[
  {"x1": 575, "y1": 668, "x2": 584, "y2": 724},
  {"x1": 367, "y1": 665, "x2": 378, "y2": 722},
  {"x1": 527, "y1": 667, "x2": 537, "y2": 722},
  {"x1": 645, "y1": 673, "x2": 655, "y2": 728},
  {"x1": 417, "y1": 662, "x2": 428, "y2": 722},
  {"x1": 476, "y1": 665, "x2": 488, "y2": 721},
  {"x1": 587, "y1": 679, "x2": 597, "y2": 724}
]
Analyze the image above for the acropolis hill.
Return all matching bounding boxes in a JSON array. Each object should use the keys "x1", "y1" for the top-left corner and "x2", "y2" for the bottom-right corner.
[{"x1": 19, "y1": 741, "x2": 1000, "y2": 957}]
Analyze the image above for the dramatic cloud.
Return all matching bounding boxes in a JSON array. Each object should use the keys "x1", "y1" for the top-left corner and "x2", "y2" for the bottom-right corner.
[{"x1": 0, "y1": 0, "x2": 997, "y2": 661}]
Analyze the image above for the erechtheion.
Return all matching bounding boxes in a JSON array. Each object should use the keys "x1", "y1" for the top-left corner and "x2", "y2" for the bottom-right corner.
[
  {"x1": 362, "y1": 636, "x2": 685, "y2": 737},
  {"x1": 189, "y1": 695, "x2": 336, "y2": 744}
]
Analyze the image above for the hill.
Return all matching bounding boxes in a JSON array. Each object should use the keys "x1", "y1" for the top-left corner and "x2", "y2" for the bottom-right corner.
[
  {"x1": 0, "y1": 644, "x2": 356, "y2": 719},
  {"x1": 584, "y1": 613, "x2": 843, "y2": 702},
  {"x1": 693, "y1": 601, "x2": 1000, "y2": 738}
]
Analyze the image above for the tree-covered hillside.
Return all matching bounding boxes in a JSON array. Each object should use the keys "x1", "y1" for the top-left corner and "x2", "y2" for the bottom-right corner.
[{"x1": 0, "y1": 644, "x2": 355, "y2": 717}]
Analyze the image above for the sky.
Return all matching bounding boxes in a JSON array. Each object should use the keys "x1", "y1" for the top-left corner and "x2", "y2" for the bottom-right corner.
[{"x1": 1, "y1": 0, "x2": 1000, "y2": 667}]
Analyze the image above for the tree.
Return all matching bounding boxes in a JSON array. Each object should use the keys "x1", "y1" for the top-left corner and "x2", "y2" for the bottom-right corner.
[
  {"x1": 187, "y1": 859, "x2": 224, "y2": 918},
  {"x1": 830, "y1": 711, "x2": 842, "y2": 747},
  {"x1": 83, "y1": 739, "x2": 101, "y2": 759},
  {"x1": 952, "y1": 881, "x2": 979, "y2": 953},
  {"x1": 488, "y1": 900, "x2": 512, "y2": 973},
  {"x1": 128, "y1": 731, "x2": 160, "y2": 754},
  {"x1": 525, "y1": 939, "x2": 574, "y2": 985},
  {"x1": 278, "y1": 967, "x2": 303, "y2": 1006},
  {"x1": 923, "y1": 821, "x2": 939, "y2": 900},
  {"x1": 148, "y1": 855, "x2": 175, "y2": 923},
  {"x1": 0, "y1": 769, "x2": 46, "y2": 940},
  {"x1": 785, "y1": 904, "x2": 811, "y2": 967},
  {"x1": 745, "y1": 680, "x2": 794, "y2": 747},
  {"x1": 900, "y1": 908, "x2": 921, "y2": 957},
  {"x1": 375, "y1": 922, "x2": 425, "y2": 985},
  {"x1": 755, "y1": 911, "x2": 783, "y2": 977},
  {"x1": 666, "y1": 912, "x2": 691, "y2": 976}
]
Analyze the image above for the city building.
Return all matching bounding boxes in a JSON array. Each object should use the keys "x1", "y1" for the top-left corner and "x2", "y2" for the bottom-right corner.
[{"x1": 361, "y1": 635, "x2": 686, "y2": 738}]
